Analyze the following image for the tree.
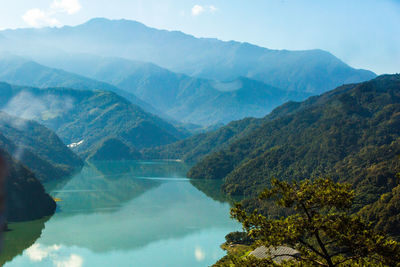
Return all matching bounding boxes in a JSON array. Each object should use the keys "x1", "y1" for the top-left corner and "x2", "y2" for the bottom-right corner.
[{"x1": 230, "y1": 178, "x2": 400, "y2": 266}]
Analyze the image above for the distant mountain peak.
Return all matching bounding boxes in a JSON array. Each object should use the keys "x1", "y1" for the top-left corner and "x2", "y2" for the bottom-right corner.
[
  {"x1": 0, "y1": 18, "x2": 376, "y2": 94},
  {"x1": 80, "y1": 17, "x2": 148, "y2": 30}
]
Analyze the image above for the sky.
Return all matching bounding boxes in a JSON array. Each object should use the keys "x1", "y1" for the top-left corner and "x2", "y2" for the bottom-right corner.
[{"x1": 0, "y1": 0, "x2": 399, "y2": 74}]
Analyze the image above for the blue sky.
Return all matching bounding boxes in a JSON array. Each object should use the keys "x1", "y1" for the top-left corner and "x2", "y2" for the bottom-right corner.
[{"x1": 1, "y1": 0, "x2": 399, "y2": 74}]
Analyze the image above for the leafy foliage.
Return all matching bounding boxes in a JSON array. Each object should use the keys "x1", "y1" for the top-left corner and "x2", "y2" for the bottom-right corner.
[
  {"x1": 359, "y1": 170, "x2": 400, "y2": 238},
  {"x1": 229, "y1": 178, "x2": 400, "y2": 267},
  {"x1": 225, "y1": 231, "x2": 254, "y2": 246}
]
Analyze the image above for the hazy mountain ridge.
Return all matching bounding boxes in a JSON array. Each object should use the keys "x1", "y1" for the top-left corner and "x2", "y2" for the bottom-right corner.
[
  {"x1": 0, "y1": 82, "x2": 188, "y2": 160},
  {"x1": 0, "y1": 18, "x2": 376, "y2": 94},
  {"x1": 0, "y1": 54, "x2": 159, "y2": 116},
  {"x1": 29, "y1": 54, "x2": 311, "y2": 125}
]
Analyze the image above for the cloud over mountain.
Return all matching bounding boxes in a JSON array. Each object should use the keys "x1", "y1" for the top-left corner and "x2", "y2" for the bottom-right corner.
[{"x1": 22, "y1": 0, "x2": 82, "y2": 27}]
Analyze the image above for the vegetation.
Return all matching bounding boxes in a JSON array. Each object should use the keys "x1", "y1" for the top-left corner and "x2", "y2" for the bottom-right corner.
[
  {"x1": 142, "y1": 117, "x2": 263, "y2": 162},
  {"x1": 219, "y1": 178, "x2": 400, "y2": 267},
  {"x1": 65, "y1": 55, "x2": 311, "y2": 125},
  {"x1": 0, "y1": 148, "x2": 56, "y2": 222},
  {"x1": 0, "y1": 82, "x2": 188, "y2": 160},
  {"x1": 0, "y1": 217, "x2": 49, "y2": 266},
  {"x1": 359, "y1": 170, "x2": 400, "y2": 239},
  {"x1": 0, "y1": 112, "x2": 83, "y2": 182},
  {"x1": 87, "y1": 137, "x2": 141, "y2": 161},
  {"x1": 225, "y1": 231, "x2": 254, "y2": 246},
  {"x1": 188, "y1": 75, "x2": 400, "y2": 210},
  {"x1": 0, "y1": 54, "x2": 151, "y2": 113}
]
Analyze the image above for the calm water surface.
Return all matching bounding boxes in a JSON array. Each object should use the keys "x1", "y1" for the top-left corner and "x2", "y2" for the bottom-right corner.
[{"x1": 2, "y1": 161, "x2": 239, "y2": 267}]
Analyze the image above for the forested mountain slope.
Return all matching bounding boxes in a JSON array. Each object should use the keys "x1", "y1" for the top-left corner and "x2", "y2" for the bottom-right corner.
[
  {"x1": 188, "y1": 75, "x2": 400, "y2": 208},
  {"x1": 142, "y1": 118, "x2": 263, "y2": 162},
  {"x1": 0, "y1": 54, "x2": 157, "y2": 115},
  {"x1": 0, "y1": 83, "x2": 188, "y2": 159},
  {"x1": 0, "y1": 145, "x2": 55, "y2": 222},
  {"x1": 0, "y1": 112, "x2": 83, "y2": 182},
  {"x1": 360, "y1": 181, "x2": 400, "y2": 238}
]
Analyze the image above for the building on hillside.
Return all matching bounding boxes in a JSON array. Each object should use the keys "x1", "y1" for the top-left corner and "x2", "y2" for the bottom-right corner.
[{"x1": 249, "y1": 246, "x2": 300, "y2": 263}]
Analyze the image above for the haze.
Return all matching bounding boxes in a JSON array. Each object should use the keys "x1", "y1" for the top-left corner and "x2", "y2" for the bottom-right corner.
[{"x1": 0, "y1": 0, "x2": 399, "y2": 74}]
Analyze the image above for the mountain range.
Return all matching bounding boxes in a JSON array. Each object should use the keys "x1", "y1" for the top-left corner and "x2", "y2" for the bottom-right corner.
[
  {"x1": 0, "y1": 18, "x2": 376, "y2": 94},
  {"x1": 0, "y1": 54, "x2": 310, "y2": 126},
  {"x1": 0, "y1": 82, "x2": 188, "y2": 160},
  {"x1": 0, "y1": 54, "x2": 158, "y2": 115}
]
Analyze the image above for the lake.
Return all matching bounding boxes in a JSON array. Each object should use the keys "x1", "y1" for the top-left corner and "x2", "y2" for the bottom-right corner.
[{"x1": 1, "y1": 161, "x2": 240, "y2": 267}]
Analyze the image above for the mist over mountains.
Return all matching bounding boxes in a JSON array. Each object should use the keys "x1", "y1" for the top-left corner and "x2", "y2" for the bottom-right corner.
[
  {"x1": 28, "y1": 54, "x2": 311, "y2": 125},
  {"x1": 0, "y1": 18, "x2": 375, "y2": 94},
  {"x1": 0, "y1": 17, "x2": 389, "y2": 229},
  {"x1": 0, "y1": 83, "x2": 188, "y2": 160}
]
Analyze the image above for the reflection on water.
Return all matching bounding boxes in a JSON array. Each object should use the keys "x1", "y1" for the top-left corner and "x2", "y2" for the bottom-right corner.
[
  {"x1": 0, "y1": 217, "x2": 50, "y2": 266},
  {"x1": 3, "y1": 161, "x2": 240, "y2": 267}
]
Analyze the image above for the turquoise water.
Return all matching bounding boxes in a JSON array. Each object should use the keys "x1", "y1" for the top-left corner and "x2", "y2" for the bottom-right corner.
[{"x1": 2, "y1": 161, "x2": 239, "y2": 267}]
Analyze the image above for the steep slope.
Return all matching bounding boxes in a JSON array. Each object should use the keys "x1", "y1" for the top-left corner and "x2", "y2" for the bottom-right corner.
[
  {"x1": 87, "y1": 138, "x2": 141, "y2": 161},
  {"x1": 188, "y1": 75, "x2": 400, "y2": 208},
  {"x1": 142, "y1": 93, "x2": 316, "y2": 162},
  {"x1": 0, "y1": 82, "x2": 188, "y2": 159},
  {"x1": 0, "y1": 18, "x2": 375, "y2": 93},
  {"x1": 142, "y1": 88, "x2": 323, "y2": 163},
  {"x1": 142, "y1": 118, "x2": 263, "y2": 163},
  {"x1": 0, "y1": 112, "x2": 83, "y2": 182},
  {"x1": 31, "y1": 54, "x2": 311, "y2": 125},
  {"x1": 0, "y1": 54, "x2": 157, "y2": 115},
  {"x1": 0, "y1": 145, "x2": 56, "y2": 222}
]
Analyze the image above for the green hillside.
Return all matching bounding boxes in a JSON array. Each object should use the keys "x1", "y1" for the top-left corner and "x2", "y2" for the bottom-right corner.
[
  {"x1": 0, "y1": 111, "x2": 83, "y2": 182},
  {"x1": 0, "y1": 54, "x2": 157, "y2": 115},
  {"x1": 0, "y1": 82, "x2": 188, "y2": 159},
  {"x1": 188, "y1": 75, "x2": 400, "y2": 209},
  {"x1": 0, "y1": 145, "x2": 56, "y2": 222},
  {"x1": 32, "y1": 54, "x2": 311, "y2": 126}
]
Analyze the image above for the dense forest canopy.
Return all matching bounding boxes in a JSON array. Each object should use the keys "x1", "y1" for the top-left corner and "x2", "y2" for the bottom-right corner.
[{"x1": 188, "y1": 75, "x2": 400, "y2": 227}]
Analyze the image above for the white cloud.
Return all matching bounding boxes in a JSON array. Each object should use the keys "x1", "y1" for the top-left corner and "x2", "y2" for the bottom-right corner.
[
  {"x1": 22, "y1": 8, "x2": 60, "y2": 28},
  {"x1": 26, "y1": 244, "x2": 61, "y2": 262},
  {"x1": 51, "y1": 0, "x2": 82, "y2": 15},
  {"x1": 22, "y1": 0, "x2": 82, "y2": 27},
  {"x1": 192, "y1": 5, "x2": 205, "y2": 16},
  {"x1": 191, "y1": 5, "x2": 218, "y2": 16},
  {"x1": 25, "y1": 244, "x2": 83, "y2": 267},
  {"x1": 54, "y1": 254, "x2": 83, "y2": 267},
  {"x1": 209, "y1": 5, "x2": 218, "y2": 13}
]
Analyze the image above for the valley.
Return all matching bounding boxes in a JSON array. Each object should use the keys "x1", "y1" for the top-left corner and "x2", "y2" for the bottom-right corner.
[{"x1": 0, "y1": 10, "x2": 398, "y2": 267}]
